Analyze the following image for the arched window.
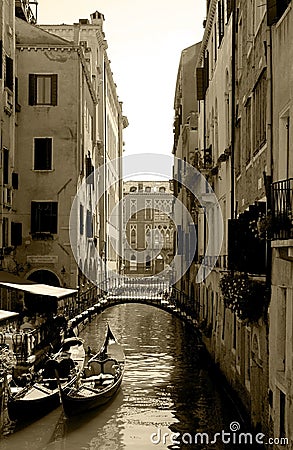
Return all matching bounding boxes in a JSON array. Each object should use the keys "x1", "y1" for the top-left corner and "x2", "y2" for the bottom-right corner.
[
  {"x1": 130, "y1": 254, "x2": 137, "y2": 271},
  {"x1": 145, "y1": 254, "x2": 151, "y2": 270}
]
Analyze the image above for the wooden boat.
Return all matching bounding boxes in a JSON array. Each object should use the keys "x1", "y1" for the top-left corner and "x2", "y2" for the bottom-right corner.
[
  {"x1": 59, "y1": 325, "x2": 125, "y2": 417},
  {"x1": 7, "y1": 336, "x2": 86, "y2": 421}
]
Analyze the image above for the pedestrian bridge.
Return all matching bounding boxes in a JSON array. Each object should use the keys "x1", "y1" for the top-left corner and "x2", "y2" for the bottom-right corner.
[{"x1": 69, "y1": 277, "x2": 199, "y2": 333}]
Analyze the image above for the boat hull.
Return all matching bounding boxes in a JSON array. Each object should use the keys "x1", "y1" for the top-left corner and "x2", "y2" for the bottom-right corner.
[
  {"x1": 61, "y1": 373, "x2": 123, "y2": 417},
  {"x1": 7, "y1": 389, "x2": 60, "y2": 421},
  {"x1": 8, "y1": 337, "x2": 85, "y2": 422}
]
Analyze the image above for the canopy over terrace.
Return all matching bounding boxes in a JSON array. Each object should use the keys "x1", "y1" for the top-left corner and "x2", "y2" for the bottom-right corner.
[
  {"x1": 0, "y1": 310, "x2": 19, "y2": 324},
  {"x1": 0, "y1": 283, "x2": 77, "y2": 299},
  {"x1": 0, "y1": 272, "x2": 77, "y2": 314}
]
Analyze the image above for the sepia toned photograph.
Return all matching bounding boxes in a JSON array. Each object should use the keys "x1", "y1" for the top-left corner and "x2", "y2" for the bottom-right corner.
[{"x1": 0, "y1": 1, "x2": 292, "y2": 449}]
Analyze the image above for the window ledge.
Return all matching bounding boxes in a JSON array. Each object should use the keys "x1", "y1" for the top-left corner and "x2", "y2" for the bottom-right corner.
[{"x1": 32, "y1": 169, "x2": 54, "y2": 172}]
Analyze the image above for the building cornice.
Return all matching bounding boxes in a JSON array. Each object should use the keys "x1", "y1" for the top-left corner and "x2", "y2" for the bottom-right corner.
[
  {"x1": 16, "y1": 44, "x2": 98, "y2": 105},
  {"x1": 198, "y1": 0, "x2": 217, "y2": 66},
  {"x1": 17, "y1": 44, "x2": 77, "y2": 51}
]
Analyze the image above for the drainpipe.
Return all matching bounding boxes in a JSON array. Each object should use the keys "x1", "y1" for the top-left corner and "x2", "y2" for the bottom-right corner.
[
  {"x1": 265, "y1": 25, "x2": 273, "y2": 294},
  {"x1": 231, "y1": 0, "x2": 236, "y2": 220}
]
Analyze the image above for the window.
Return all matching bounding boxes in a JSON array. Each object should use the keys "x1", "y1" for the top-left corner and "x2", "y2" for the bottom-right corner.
[
  {"x1": 130, "y1": 199, "x2": 137, "y2": 220},
  {"x1": 11, "y1": 222, "x2": 22, "y2": 246},
  {"x1": 159, "y1": 186, "x2": 166, "y2": 193},
  {"x1": 5, "y1": 56, "x2": 13, "y2": 91},
  {"x1": 31, "y1": 201, "x2": 58, "y2": 234},
  {"x1": 145, "y1": 199, "x2": 152, "y2": 220},
  {"x1": 145, "y1": 255, "x2": 151, "y2": 270},
  {"x1": 2, "y1": 217, "x2": 9, "y2": 247},
  {"x1": 253, "y1": 71, "x2": 266, "y2": 154},
  {"x1": 80, "y1": 204, "x2": 84, "y2": 235},
  {"x1": 3, "y1": 148, "x2": 9, "y2": 185},
  {"x1": 130, "y1": 225, "x2": 137, "y2": 247},
  {"x1": 34, "y1": 138, "x2": 52, "y2": 170},
  {"x1": 130, "y1": 254, "x2": 137, "y2": 271},
  {"x1": 235, "y1": 118, "x2": 241, "y2": 176},
  {"x1": 280, "y1": 391, "x2": 286, "y2": 439},
  {"x1": 245, "y1": 98, "x2": 252, "y2": 164},
  {"x1": 218, "y1": 0, "x2": 225, "y2": 45},
  {"x1": 86, "y1": 210, "x2": 93, "y2": 238},
  {"x1": 29, "y1": 74, "x2": 58, "y2": 106}
]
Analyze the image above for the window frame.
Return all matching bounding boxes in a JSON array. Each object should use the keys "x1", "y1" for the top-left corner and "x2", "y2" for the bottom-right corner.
[
  {"x1": 33, "y1": 137, "x2": 53, "y2": 171},
  {"x1": 31, "y1": 201, "x2": 58, "y2": 234},
  {"x1": 29, "y1": 74, "x2": 58, "y2": 106}
]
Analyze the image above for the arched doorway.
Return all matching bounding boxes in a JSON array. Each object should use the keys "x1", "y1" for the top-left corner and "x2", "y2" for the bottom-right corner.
[{"x1": 27, "y1": 269, "x2": 60, "y2": 286}]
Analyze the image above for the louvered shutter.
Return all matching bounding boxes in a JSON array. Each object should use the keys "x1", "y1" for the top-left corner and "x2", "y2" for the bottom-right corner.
[
  {"x1": 51, "y1": 74, "x2": 58, "y2": 106},
  {"x1": 29, "y1": 74, "x2": 37, "y2": 105}
]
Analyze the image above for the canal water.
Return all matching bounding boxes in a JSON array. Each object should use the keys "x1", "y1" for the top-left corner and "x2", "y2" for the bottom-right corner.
[{"x1": 0, "y1": 304, "x2": 248, "y2": 450}]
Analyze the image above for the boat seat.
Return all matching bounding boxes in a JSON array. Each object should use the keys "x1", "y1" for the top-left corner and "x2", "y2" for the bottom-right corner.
[
  {"x1": 58, "y1": 358, "x2": 75, "y2": 378},
  {"x1": 102, "y1": 359, "x2": 117, "y2": 376},
  {"x1": 87, "y1": 360, "x2": 102, "y2": 376}
]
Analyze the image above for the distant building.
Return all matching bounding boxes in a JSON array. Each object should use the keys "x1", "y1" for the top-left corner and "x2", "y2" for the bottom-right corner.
[
  {"x1": 123, "y1": 181, "x2": 174, "y2": 276},
  {"x1": 0, "y1": 10, "x2": 127, "y2": 298}
]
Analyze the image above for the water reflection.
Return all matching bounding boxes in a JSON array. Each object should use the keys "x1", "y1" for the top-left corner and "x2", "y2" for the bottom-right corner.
[{"x1": 1, "y1": 304, "x2": 245, "y2": 450}]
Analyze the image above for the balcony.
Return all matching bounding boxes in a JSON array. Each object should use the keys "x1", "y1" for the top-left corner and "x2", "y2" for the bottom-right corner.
[
  {"x1": 228, "y1": 202, "x2": 267, "y2": 275},
  {"x1": 271, "y1": 178, "x2": 293, "y2": 240},
  {"x1": 15, "y1": 0, "x2": 36, "y2": 24}
]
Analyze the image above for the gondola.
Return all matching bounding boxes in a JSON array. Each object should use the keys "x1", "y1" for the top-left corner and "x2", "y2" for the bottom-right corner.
[
  {"x1": 7, "y1": 336, "x2": 86, "y2": 422},
  {"x1": 59, "y1": 325, "x2": 125, "y2": 417}
]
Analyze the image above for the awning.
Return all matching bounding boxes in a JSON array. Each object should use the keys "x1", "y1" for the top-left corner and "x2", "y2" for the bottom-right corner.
[
  {"x1": 0, "y1": 309, "x2": 19, "y2": 323},
  {"x1": 0, "y1": 271, "x2": 35, "y2": 285},
  {"x1": 0, "y1": 282, "x2": 77, "y2": 299}
]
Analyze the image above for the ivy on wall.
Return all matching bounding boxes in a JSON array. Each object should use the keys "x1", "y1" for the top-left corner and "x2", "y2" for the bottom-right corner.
[{"x1": 219, "y1": 272, "x2": 268, "y2": 323}]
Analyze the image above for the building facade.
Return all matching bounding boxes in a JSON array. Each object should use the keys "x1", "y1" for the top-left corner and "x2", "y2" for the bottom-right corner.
[
  {"x1": 123, "y1": 180, "x2": 174, "y2": 277},
  {"x1": 172, "y1": 0, "x2": 293, "y2": 441},
  {"x1": 0, "y1": 7, "x2": 127, "y2": 305},
  {"x1": 40, "y1": 14, "x2": 128, "y2": 286},
  {"x1": 268, "y1": 0, "x2": 293, "y2": 445}
]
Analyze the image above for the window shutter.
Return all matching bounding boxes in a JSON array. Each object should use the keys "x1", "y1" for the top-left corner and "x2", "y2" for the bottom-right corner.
[
  {"x1": 51, "y1": 74, "x2": 58, "y2": 106},
  {"x1": 80, "y1": 204, "x2": 84, "y2": 235},
  {"x1": 196, "y1": 68, "x2": 205, "y2": 101},
  {"x1": 3, "y1": 149, "x2": 9, "y2": 184},
  {"x1": 5, "y1": 56, "x2": 13, "y2": 91},
  {"x1": 45, "y1": 138, "x2": 52, "y2": 169},
  {"x1": 177, "y1": 225, "x2": 183, "y2": 255},
  {"x1": 12, "y1": 172, "x2": 18, "y2": 190},
  {"x1": 0, "y1": 40, "x2": 2, "y2": 79},
  {"x1": 11, "y1": 222, "x2": 22, "y2": 246},
  {"x1": 86, "y1": 210, "x2": 93, "y2": 238},
  {"x1": 51, "y1": 202, "x2": 58, "y2": 233},
  {"x1": 29, "y1": 74, "x2": 36, "y2": 105},
  {"x1": 31, "y1": 201, "x2": 38, "y2": 233}
]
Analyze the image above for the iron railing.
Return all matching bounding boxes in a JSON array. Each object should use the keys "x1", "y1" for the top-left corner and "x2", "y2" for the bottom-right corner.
[{"x1": 271, "y1": 178, "x2": 293, "y2": 240}]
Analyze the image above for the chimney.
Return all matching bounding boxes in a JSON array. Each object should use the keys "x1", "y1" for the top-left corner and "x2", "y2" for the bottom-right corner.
[{"x1": 90, "y1": 11, "x2": 105, "y2": 25}]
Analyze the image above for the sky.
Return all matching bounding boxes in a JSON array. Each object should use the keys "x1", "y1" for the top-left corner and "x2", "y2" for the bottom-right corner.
[{"x1": 37, "y1": 0, "x2": 206, "y2": 173}]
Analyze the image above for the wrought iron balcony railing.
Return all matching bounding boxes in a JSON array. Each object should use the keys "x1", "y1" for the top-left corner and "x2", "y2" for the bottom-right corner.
[{"x1": 271, "y1": 178, "x2": 293, "y2": 240}]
